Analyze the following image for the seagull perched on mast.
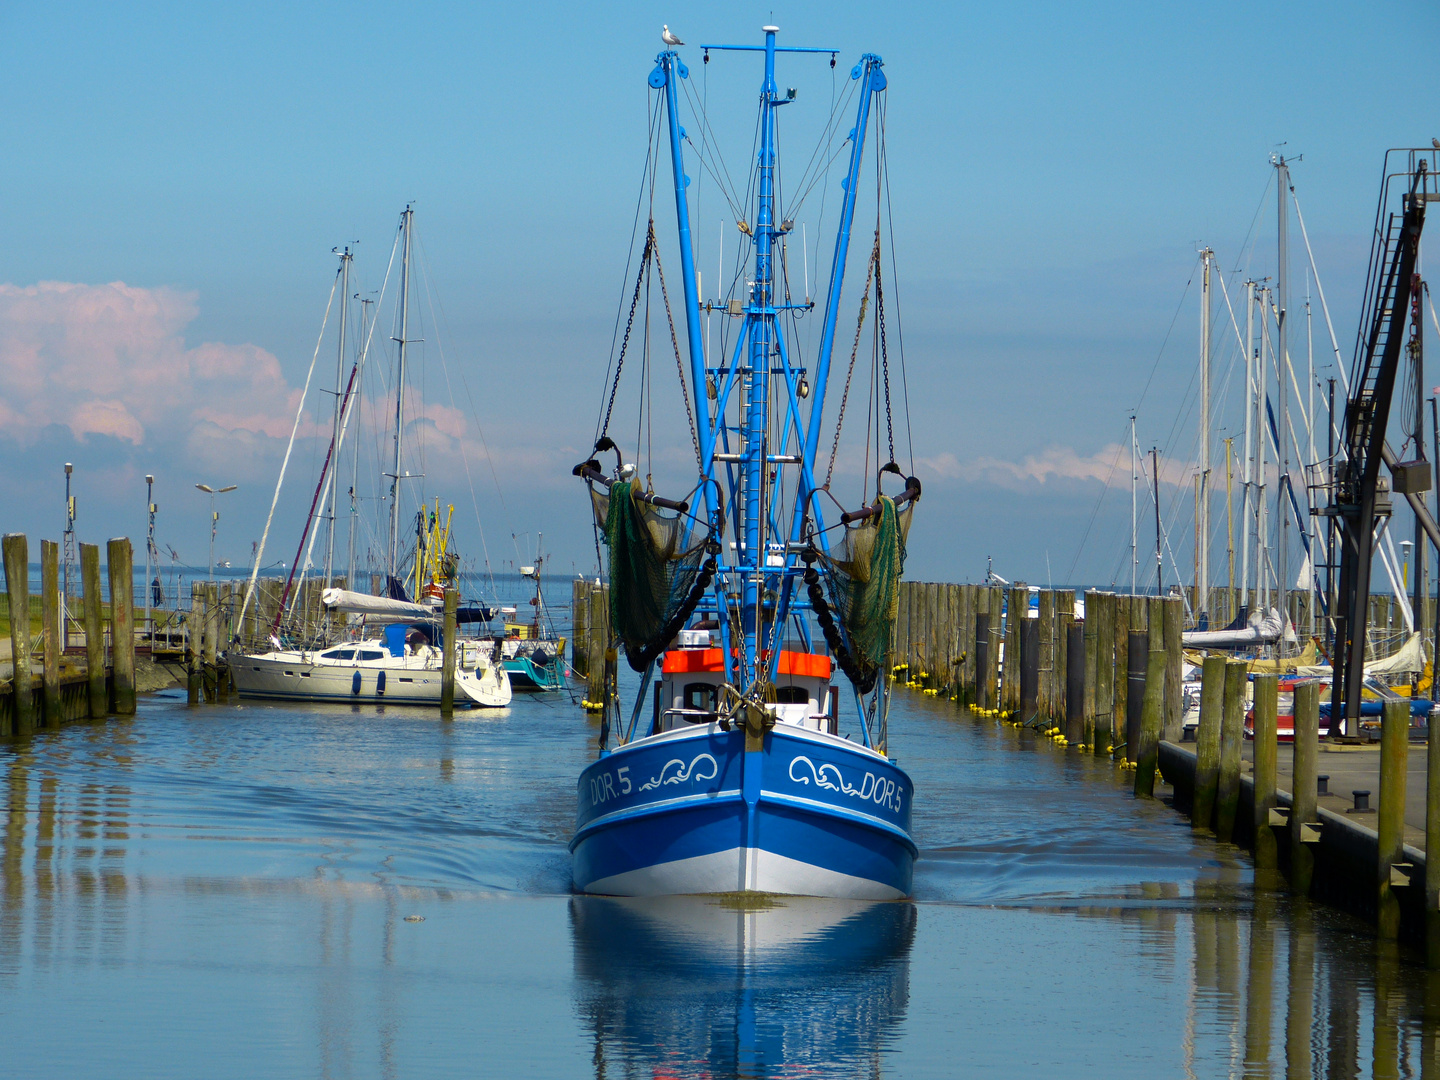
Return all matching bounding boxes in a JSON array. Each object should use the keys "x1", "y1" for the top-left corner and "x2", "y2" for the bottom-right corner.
[{"x1": 661, "y1": 24, "x2": 684, "y2": 46}]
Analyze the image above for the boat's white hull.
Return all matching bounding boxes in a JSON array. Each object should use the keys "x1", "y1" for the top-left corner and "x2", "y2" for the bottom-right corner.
[
  {"x1": 229, "y1": 649, "x2": 511, "y2": 707},
  {"x1": 581, "y1": 846, "x2": 906, "y2": 901}
]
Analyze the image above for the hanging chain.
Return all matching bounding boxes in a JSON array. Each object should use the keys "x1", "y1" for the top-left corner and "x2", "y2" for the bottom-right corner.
[
  {"x1": 601, "y1": 224, "x2": 656, "y2": 439},
  {"x1": 825, "y1": 233, "x2": 881, "y2": 489},
  {"x1": 652, "y1": 242, "x2": 704, "y2": 470},
  {"x1": 875, "y1": 246, "x2": 895, "y2": 465}
]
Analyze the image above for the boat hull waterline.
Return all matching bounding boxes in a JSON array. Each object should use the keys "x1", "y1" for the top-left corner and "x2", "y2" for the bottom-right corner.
[
  {"x1": 229, "y1": 650, "x2": 512, "y2": 707},
  {"x1": 571, "y1": 724, "x2": 915, "y2": 899}
]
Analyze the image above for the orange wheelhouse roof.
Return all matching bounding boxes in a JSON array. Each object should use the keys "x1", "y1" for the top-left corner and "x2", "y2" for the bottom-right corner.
[{"x1": 661, "y1": 648, "x2": 832, "y2": 679}]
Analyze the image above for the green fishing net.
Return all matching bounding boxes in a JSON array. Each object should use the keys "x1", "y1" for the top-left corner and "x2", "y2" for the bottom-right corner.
[
  {"x1": 593, "y1": 479, "x2": 709, "y2": 662},
  {"x1": 817, "y1": 494, "x2": 914, "y2": 683}
]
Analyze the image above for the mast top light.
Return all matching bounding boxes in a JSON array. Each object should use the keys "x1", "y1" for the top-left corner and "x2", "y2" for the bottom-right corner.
[{"x1": 762, "y1": 25, "x2": 779, "y2": 32}]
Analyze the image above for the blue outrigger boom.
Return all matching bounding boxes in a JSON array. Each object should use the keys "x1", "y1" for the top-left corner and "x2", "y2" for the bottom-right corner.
[{"x1": 572, "y1": 26, "x2": 918, "y2": 899}]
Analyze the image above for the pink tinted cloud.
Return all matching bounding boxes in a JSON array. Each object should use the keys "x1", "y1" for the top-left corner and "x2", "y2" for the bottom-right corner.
[{"x1": 0, "y1": 281, "x2": 299, "y2": 445}]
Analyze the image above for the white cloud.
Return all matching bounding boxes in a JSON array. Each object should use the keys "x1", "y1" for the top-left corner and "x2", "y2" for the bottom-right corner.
[
  {"x1": 0, "y1": 281, "x2": 303, "y2": 445},
  {"x1": 916, "y1": 443, "x2": 1192, "y2": 491}
]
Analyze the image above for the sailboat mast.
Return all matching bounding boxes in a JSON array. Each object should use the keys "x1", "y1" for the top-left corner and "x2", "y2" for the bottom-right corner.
[
  {"x1": 1257, "y1": 287, "x2": 1270, "y2": 614},
  {"x1": 1241, "y1": 280, "x2": 1255, "y2": 610},
  {"x1": 1226, "y1": 437, "x2": 1235, "y2": 620},
  {"x1": 349, "y1": 297, "x2": 371, "y2": 588},
  {"x1": 1153, "y1": 447, "x2": 1162, "y2": 592},
  {"x1": 1275, "y1": 156, "x2": 1290, "y2": 651},
  {"x1": 1307, "y1": 282, "x2": 1318, "y2": 638},
  {"x1": 325, "y1": 246, "x2": 351, "y2": 587},
  {"x1": 1199, "y1": 247, "x2": 1212, "y2": 623},
  {"x1": 388, "y1": 206, "x2": 413, "y2": 579}
]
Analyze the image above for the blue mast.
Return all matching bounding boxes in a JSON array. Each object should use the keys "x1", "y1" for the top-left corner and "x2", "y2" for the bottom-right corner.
[
  {"x1": 743, "y1": 26, "x2": 781, "y2": 662},
  {"x1": 655, "y1": 51, "x2": 715, "y2": 475},
  {"x1": 654, "y1": 26, "x2": 886, "y2": 688}
]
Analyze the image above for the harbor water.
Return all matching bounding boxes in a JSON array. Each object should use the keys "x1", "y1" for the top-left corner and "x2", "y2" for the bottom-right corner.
[{"x1": 3, "y1": 677, "x2": 1439, "y2": 1077}]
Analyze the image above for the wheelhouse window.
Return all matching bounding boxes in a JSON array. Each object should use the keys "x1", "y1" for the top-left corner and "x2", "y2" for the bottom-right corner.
[
  {"x1": 683, "y1": 683, "x2": 718, "y2": 712},
  {"x1": 774, "y1": 686, "x2": 810, "y2": 705}
]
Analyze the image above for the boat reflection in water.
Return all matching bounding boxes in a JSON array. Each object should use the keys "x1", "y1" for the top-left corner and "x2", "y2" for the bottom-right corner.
[{"x1": 570, "y1": 895, "x2": 915, "y2": 1078}]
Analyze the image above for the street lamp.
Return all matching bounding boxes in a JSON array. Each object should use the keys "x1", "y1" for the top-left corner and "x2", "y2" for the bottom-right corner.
[
  {"x1": 145, "y1": 475, "x2": 157, "y2": 639},
  {"x1": 196, "y1": 483, "x2": 238, "y2": 581},
  {"x1": 1402, "y1": 539, "x2": 1414, "y2": 592},
  {"x1": 63, "y1": 463, "x2": 75, "y2": 647}
]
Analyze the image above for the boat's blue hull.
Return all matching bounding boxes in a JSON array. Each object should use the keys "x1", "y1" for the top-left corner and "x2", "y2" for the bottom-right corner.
[{"x1": 570, "y1": 725, "x2": 915, "y2": 898}]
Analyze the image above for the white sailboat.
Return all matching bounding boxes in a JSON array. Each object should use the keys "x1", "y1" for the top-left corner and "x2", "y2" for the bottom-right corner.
[{"x1": 229, "y1": 207, "x2": 512, "y2": 708}]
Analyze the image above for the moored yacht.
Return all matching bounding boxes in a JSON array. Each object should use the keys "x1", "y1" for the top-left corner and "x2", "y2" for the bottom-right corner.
[{"x1": 229, "y1": 625, "x2": 510, "y2": 707}]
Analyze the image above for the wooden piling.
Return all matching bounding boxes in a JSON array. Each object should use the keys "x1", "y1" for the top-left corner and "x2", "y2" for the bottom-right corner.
[
  {"x1": 1019, "y1": 617, "x2": 1039, "y2": 725},
  {"x1": 946, "y1": 583, "x2": 960, "y2": 696},
  {"x1": 1056, "y1": 591, "x2": 1073, "y2": 728},
  {"x1": 895, "y1": 580, "x2": 911, "y2": 677},
  {"x1": 572, "y1": 580, "x2": 589, "y2": 678},
  {"x1": 187, "y1": 582, "x2": 202, "y2": 705},
  {"x1": 1378, "y1": 698, "x2": 1409, "y2": 940},
  {"x1": 1163, "y1": 596, "x2": 1183, "y2": 742},
  {"x1": 973, "y1": 612, "x2": 991, "y2": 711},
  {"x1": 958, "y1": 584, "x2": 975, "y2": 702},
  {"x1": 1065, "y1": 621, "x2": 1084, "y2": 746},
  {"x1": 200, "y1": 584, "x2": 216, "y2": 702},
  {"x1": 1114, "y1": 595, "x2": 1130, "y2": 750},
  {"x1": 1126, "y1": 595, "x2": 1148, "y2": 743},
  {"x1": 1193, "y1": 655, "x2": 1226, "y2": 831},
  {"x1": 203, "y1": 582, "x2": 219, "y2": 666},
  {"x1": 1251, "y1": 673, "x2": 1280, "y2": 874},
  {"x1": 586, "y1": 584, "x2": 608, "y2": 708},
  {"x1": 1003, "y1": 585, "x2": 1024, "y2": 712},
  {"x1": 987, "y1": 586, "x2": 1003, "y2": 706},
  {"x1": 220, "y1": 580, "x2": 234, "y2": 650},
  {"x1": 1134, "y1": 646, "x2": 1166, "y2": 797},
  {"x1": 972, "y1": 584, "x2": 985, "y2": 702},
  {"x1": 1082, "y1": 595, "x2": 1097, "y2": 747},
  {"x1": 41, "y1": 539, "x2": 62, "y2": 728},
  {"x1": 931, "y1": 581, "x2": 945, "y2": 691},
  {"x1": 1042, "y1": 587, "x2": 1054, "y2": 722},
  {"x1": 1290, "y1": 680, "x2": 1320, "y2": 896},
  {"x1": 441, "y1": 587, "x2": 457, "y2": 718},
  {"x1": 1124, "y1": 630, "x2": 1147, "y2": 762},
  {"x1": 4, "y1": 533, "x2": 35, "y2": 735},
  {"x1": 1146, "y1": 596, "x2": 1165, "y2": 674},
  {"x1": 106, "y1": 538, "x2": 135, "y2": 715},
  {"x1": 216, "y1": 583, "x2": 233, "y2": 699},
  {"x1": 80, "y1": 543, "x2": 106, "y2": 718},
  {"x1": 1215, "y1": 659, "x2": 1247, "y2": 843},
  {"x1": 927, "y1": 583, "x2": 940, "y2": 691},
  {"x1": 1093, "y1": 592, "x2": 1114, "y2": 754},
  {"x1": 912, "y1": 581, "x2": 924, "y2": 676}
]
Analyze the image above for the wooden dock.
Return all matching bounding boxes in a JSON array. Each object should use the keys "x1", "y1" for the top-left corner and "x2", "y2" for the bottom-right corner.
[{"x1": 0, "y1": 533, "x2": 351, "y2": 730}]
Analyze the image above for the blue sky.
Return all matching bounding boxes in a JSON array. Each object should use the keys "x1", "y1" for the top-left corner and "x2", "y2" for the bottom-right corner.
[{"x1": 0, "y1": 2, "x2": 1436, "y2": 590}]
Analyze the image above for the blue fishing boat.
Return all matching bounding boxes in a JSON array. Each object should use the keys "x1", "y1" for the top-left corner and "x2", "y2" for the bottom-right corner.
[{"x1": 571, "y1": 26, "x2": 920, "y2": 898}]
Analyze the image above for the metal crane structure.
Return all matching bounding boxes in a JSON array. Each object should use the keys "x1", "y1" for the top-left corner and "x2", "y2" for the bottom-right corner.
[{"x1": 1329, "y1": 148, "x2": 1437, "y2": 737}]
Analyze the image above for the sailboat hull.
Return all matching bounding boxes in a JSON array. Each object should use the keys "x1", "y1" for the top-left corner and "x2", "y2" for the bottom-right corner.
[
  {"x1": 570, "y1": 724, "x2": 914, "y2": 899},
  {"x1": 228, "y1": 648, "x2": 512, "y2": 707}
]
